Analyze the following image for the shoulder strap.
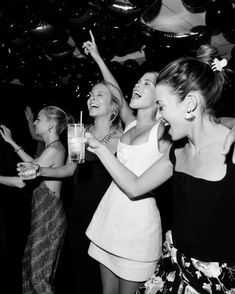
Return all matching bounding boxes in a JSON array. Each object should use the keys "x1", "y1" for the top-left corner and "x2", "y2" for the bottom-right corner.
[
  {"x1": 123, "y1": 120, "x2": 136, "y2": 134},
  {"x1": 169, "y1": 144, "x2": 176, "y2": 166},
  {"x1": 148, "y1": 121, "x2": 160, "y2": 142},
  {"x1": 169, "y1": 139, "x2": 188, "y2": 166}
]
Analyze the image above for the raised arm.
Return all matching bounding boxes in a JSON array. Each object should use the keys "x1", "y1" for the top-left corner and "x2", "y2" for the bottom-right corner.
[
  {"x1": 25, "y1": 106, "x2": 43, "y2": 142},
  {"x1": 0, "y1": 124, "x2": 34, "y2": 162},
  {"x1": 83, "y1": 30, "x2": 135, "y2": 126},
  {"x1": 86, "y1": 133, "x2": 173, "y2": 198}
]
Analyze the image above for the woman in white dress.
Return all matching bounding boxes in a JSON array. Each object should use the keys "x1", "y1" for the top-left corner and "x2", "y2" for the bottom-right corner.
[{"x1": 83, "y1": 31, "x2": 170, "y2": 294}]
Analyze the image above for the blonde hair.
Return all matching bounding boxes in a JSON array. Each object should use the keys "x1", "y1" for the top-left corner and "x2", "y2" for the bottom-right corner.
[{"x1": 42, "y1": 106, "x2": 70, "y2": 134}]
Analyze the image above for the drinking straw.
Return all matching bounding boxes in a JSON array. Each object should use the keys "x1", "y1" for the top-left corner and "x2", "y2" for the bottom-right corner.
[{"x1": 80, "y1": 111, "x2": 83, "y2": 125}]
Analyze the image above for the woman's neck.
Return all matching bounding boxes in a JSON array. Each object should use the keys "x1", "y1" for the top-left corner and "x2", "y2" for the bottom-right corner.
[
  {"x1": 92, "y1": 118, "x2": 113, "y2": 139},
  {"x1": 43, "y1": 134, "x2": 59, "y2": 146},
  {"x1": 135, "y1": 111, "x2": 156, "y2": 129},
  {"x1": 188, "y1": 118, "x2": 226, "y2": 156}
]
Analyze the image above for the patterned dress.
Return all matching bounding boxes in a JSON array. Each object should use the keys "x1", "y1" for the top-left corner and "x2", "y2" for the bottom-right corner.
[{"x1": 22, "y1": 182, "x2": 66, "y2": 294}]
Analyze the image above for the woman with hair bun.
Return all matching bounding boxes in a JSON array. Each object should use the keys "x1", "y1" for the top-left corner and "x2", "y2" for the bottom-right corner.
[
  {"x1": 0, "y1": 105, "x2": 68, "y2": 294},
  {"x1": 85, "y1": 44, "x2": 235, "y2": 293}
]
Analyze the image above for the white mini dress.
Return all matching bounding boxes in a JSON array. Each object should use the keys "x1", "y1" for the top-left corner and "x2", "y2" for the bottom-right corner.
[{"x1": 86, "y1": 121, "x2": 163, "y2": 281}]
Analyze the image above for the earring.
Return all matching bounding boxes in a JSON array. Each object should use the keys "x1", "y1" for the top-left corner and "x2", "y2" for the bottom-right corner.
[
  {"x1": 184, "y1": 110, "x2": 195, "y2": 121},
  {"x1": 110, "y1": 110, "x2": 117, "y2": 122}
]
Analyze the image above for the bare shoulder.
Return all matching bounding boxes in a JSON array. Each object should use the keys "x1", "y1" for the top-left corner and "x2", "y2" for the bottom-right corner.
[
  {"x1": 45, "y1": 141, "x2": 65, "y2": 155},
  {"x1": 37, "y1": 142, "x2": 65, "y2": 165}
]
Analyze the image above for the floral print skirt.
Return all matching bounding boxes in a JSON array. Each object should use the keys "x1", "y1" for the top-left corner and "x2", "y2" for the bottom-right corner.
[{"x1": 137, "y1": 231, "x2": 235, "y2": 294}]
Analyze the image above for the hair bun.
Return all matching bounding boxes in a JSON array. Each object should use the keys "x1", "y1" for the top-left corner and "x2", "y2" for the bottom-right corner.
[{"x1": 196, "y1": 44, "x2": 219, "y2": 66}]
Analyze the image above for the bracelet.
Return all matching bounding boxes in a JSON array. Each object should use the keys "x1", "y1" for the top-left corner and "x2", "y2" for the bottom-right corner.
[
  {"x1": 15, "y1": 146, "x2": 23, "y2": 153},
  {"x1": 34, "y1": 164, "x2": 42, "y2": 177}
]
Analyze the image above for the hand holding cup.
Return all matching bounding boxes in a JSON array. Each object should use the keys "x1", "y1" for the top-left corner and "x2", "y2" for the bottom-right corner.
[{"x1": 17, "y1": 162, "x2": 39, "y2": 180}]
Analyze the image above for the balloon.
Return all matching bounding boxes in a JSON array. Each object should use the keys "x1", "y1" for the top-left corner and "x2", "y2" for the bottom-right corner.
[
  {"x1": 29, "y1": 0, "x2": 68, "y2": 20},
  {"x1": 0, "y1": 8, "x2": 13, "y2": 38},
  {"x1": 109, "y1": 22, "x2": 144, "y2": 56},
  {"x1": 30, "y1": 20, "x2": 56, "y2": 38},
  {"x1": 68, "y1": 6, "x2": 99, "y2": 27},
  {"x1": 6, "y1": 2, "x2": 32, "y2": 26},
  {"x1": 231, "y1": 46, "x2": 235, "y2": 58},
  {"x1": 140, "y1": 0, "x2": 162, "y2": 26},
  {"x1": 189, "y1": 26, "x2": 211, "y2": 52},
  {"x1": 129, "y1": 0, "x2": 156, "y2": 9},
  {"x1": 29, "y1": 19, "x2": 66, "y2": 41},
  {"x1": 181, "y1": 0, "x2": 210, "y2": 13},
  {"x1": 46, "y1": 39, "x2": 74, "y2": 60},
  {"x1": 143, "y1": 25, "x2": 210, "y2": 54},
  {"x1": 222, "y1": 8, "x2": 235, "y2": 44},
  {"x1": 205, "y1": 0, "x2": 233, "y2": 35},
  {"x1": 144, "y1": 38, "x2": 188, "y2": 70},
  {"x1": 105, "y1": 0, "x2": 144, "y2": 25}
]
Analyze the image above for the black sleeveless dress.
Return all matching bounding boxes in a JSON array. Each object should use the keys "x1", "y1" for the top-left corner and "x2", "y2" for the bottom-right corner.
[
  {"x1": 66, "y1": 149, "x2": 113, "y2": 293},
  {"x1": 137, "y1": 142, "x2": 235, "y2": 294}
]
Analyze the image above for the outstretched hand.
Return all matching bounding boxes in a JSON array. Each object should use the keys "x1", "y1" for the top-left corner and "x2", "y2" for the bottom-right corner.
[
  {"x1": 82, "y1": 30, "x2": 100, "y2": 60},
  {"x1": 25, "y1": 106, "x2": 34, "y2": 123},
  {"x1": 223, "y1": 125, "x2": 235, "y2": 163},
  {"x1": 11, "y1": 176, "x2": 26, "y2": 188},
  {"x1": 0, "y1": 124, "x2": 13, "y2": 144}
]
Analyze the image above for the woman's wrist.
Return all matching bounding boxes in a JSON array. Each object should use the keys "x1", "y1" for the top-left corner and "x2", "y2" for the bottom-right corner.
[
  {"x1": 12, "y1": 141, "x2": 22, "y2": 151},
  {"x1": 95, "y1": 55, "x2": 104, "y2": 66},
  {"x1": 34, "y1": 164, "x2": 42, "y2": 176},
  {"x1": 97, "y1": 143, "x2": 110, "y2": 158},
  {"x1": 15, "y1": 146, "x2": 24, "y2": 153}
]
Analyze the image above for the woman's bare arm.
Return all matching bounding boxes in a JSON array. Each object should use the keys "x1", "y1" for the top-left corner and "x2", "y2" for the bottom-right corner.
[
  {"x1": 0, "y1": 124, "x2": 34, "y2": 162},
  {"x1": 18, "y1": 156, "x2": 77, "y2": 179},
  {"x1": 86, "y1": 134, "x2": 173, "y2": 198},
  {"x1": 0, "y1": 175, "x2": 25, "y2": 188},
  {"x1": 83, "y1": 30, "x2": 135, "y2": 126}
]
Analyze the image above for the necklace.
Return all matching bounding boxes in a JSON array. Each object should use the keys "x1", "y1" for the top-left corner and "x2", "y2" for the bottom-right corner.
[
  {"x1": 44, "y1": 139, "x2": 60, "y2": 150},
  {"x1": 88, "y1": 125, "x2": 117, "y2": 144}
]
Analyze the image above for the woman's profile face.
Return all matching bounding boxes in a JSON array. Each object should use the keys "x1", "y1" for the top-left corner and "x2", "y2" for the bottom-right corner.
[
  {"x1": 129, "y1": 72, "x2": 157, "y2": 110},
  {"x1": 87, "y1": 83, "x2": 113, "y2": 118},
  {"x1": 34, "y1": 110, "x2": 50, "y2": 135},
  {"x1": 156, "y1": 83, "x2": 188, "y2": 141}
]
